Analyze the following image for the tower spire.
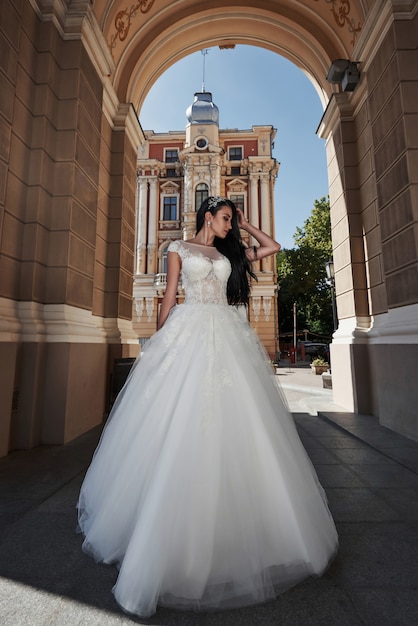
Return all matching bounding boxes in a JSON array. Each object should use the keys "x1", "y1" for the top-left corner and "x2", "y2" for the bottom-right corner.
[{"x1": 201, "y1": 49, "x2": 209, "y2": 92}]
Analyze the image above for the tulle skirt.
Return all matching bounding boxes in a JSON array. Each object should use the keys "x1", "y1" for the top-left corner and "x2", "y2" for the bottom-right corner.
[{"x1": 77, "y1": 303, "x2": 338, "y2": 617}]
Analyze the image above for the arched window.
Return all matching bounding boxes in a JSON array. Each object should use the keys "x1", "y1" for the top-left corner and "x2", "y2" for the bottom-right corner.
[{"x1": 195, "y1": 183, "x2": 208, "y2": 211}]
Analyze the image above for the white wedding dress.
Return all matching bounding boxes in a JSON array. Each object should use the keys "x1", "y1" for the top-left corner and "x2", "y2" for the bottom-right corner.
[{"x1": 77, "y1": 240, "x2": 338, "y2": 617}]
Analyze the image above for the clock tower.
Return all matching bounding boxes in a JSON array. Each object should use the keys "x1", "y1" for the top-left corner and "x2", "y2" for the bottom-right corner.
[{"x1": 180, "y1": 92, "x2": 224, "y2": 237}]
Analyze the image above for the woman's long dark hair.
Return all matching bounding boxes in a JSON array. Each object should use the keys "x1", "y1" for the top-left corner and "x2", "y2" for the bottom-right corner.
[{"x1": 196, "y1": 197, "x2": 256, "y2": 306}]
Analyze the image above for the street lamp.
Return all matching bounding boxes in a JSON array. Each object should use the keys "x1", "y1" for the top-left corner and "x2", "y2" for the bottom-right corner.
[{"x1": 325, "y1": 258, "x2": 337, "y2": 332}]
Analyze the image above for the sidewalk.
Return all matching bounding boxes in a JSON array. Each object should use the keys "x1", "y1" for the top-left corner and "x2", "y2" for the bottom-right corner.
[
  {"x1": 1, "y1": 369, "x2": 418, "y2": 625},
  {"x1": 276, "y1": 361, "x2": 344, "y2": 415}
]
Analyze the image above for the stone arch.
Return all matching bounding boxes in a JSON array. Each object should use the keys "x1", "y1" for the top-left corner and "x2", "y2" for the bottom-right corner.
[
  {"x1": 99, "y1": 0, "x2": 418, "y2": 442},
  {"x1": 2, "y1": 0, "x2": 418, "y2": 457},
  {"x1": 109, "y1": 1, "x2": 363, "y2": 111}
]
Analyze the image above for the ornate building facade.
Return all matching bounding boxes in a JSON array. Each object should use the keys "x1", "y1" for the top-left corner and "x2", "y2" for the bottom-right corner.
[{"x1": 133, "y1": 92, "x2": 279, "y2": 357}]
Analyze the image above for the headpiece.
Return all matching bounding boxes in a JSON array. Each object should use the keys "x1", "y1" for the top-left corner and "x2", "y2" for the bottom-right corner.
[{"x1": 207, "y1": 196, "x2": 228, "y2": 210}]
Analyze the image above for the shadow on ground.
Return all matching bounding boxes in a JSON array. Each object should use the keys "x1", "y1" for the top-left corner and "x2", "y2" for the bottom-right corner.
[{"x1": 1, "y1": 415, "x2": 418, "y2": 625}]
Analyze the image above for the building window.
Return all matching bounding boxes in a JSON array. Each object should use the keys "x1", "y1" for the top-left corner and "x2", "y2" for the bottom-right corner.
[
  {"x1": 230, "y1": 195, "x2": 245, "y2": 213},
  {"x1": 166, "y1": 168, "x2": 177, "y2": 177},
  {"x1": 195, "y1": 183, "x2": 208, "y2": 210},
  {"x1": 163, "y1": 196, "x2": 177, "y2": 221},
  {"x1": 165, "y1": 149, "x2": 178, "y2": 163},
  {"x1": 231, "y1": 166, "x2": 241, "y2": 176},
  {"x1": 228, "y1": 146, "x2": 243, "y2": 161}
]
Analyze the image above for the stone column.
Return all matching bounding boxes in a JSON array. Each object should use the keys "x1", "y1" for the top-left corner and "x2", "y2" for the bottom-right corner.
[
  {"x1": 147, "y1": 178, "x2": 158, "y2": 274},
  {"x1": 249, "y1": 175, "x2": 259, "y2": 229},
  {"x1": 136, "y1": 178, "x2": 148, "y2": 274},
  {"x1": 318, "y1": 93, "x2": 372, "y2": 416},
  {"x1": 210, "y1": 164, "x2": 220, "y2": 196},
  {"x1": 260, "y1": 174, "x2": 272, "y2": 271},
  {"x1": 249, "y1": 174, "x2": 260, "y2": 271}
]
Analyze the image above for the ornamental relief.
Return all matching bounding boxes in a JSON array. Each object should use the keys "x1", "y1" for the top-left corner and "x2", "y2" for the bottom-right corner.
[
  {"x1": 312, "y1": 0, "x2": 361, "y2": 47},
  {"x1": 106, "y1": 0, "x2": 362, "y2": 63},
  {"x1": 109, "y1": 0, "x2": 156, "y2": 54}
]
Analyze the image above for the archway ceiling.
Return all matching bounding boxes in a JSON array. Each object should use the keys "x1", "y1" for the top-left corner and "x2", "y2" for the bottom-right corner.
[{"x1": 92, "y1": 0, "x2": 365, "y2": 109}]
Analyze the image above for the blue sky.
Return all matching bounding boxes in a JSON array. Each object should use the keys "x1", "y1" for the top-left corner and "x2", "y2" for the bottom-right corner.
[{"x1": 139, "y1": 45, "x2": 329, "y2": 250}]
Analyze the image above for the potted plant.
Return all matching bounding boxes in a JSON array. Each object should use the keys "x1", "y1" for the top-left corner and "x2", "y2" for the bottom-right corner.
[{"x1": 311, "y1": 357, "x2": 329, "y2": 375}]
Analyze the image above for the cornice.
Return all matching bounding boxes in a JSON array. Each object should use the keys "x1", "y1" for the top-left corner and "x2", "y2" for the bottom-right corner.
[
  {"x1": 391, "y1": 0, "x2": 418, "y2": 18},
  {"x1": 114, "y1": 103, "x2": 145, "y2": 149},
  {"x1": 79, "y1": 1, "x2": 115, "y2": 78},
  {"x1": 352, "y1": 0, "x2": 393, "y2": 71},
  {"x1": 317, "y1": 93, "x2": 354, "y2": 138},
  {"x1": 0, "y1": 299, "x2": 137, "y2": 344}
]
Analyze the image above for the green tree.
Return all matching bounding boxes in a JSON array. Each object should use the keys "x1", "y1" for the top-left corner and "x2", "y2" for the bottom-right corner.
[{"x1": 277, "y1": 197, "x2": 333, "y2": 341}]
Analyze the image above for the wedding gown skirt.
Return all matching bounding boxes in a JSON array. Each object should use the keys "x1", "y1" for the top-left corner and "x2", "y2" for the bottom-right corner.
[{"x1": 77, "y1": 241, "x2": 338, "y2": 617}]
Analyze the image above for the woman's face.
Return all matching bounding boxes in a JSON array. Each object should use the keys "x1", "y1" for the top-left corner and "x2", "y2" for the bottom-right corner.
[{"x1": 210, "y1": 205, "x2": 233, "y2": 239}]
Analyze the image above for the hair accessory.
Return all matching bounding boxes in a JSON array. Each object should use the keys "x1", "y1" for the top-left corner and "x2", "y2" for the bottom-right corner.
[{"x1": 207, "y1": 196, "x2": 228, "y2": 210}]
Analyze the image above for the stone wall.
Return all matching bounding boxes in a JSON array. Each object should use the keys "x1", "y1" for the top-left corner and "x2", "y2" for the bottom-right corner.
[{"x1": 0, "y1": 0, "x2": 139, "y2": 456}]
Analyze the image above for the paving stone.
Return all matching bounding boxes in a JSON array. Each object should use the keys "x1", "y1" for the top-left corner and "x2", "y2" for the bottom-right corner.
[
  {"x1": 326, "y1": 488, "x2": 402, "y2": 522},
  {"x1": 330, "y1": 448, "x2": 398, "y2": 465},
  {"x1": 312, "y1": 436, "x2": 371, "y2": 449},
  {"x1": 326, "y1": 522, "x2": 418, "y2": 588},
  {"x1": 349, "y1": 464, "x2": 418, "y2": 491},
  {"x1": 344, "y1": 589, "x2": 418, "y2": 626},
  {"x1": 0, "y1": 372, "x2": 416, "y2": 625},
  {"x1": 314, "y1": 464, "x2": 365, "y2": 488}
]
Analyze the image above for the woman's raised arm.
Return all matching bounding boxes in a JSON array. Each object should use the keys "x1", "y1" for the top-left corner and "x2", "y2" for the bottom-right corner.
[{"x1": 236, "y1": 208, "x2": 281, "y2": 261}]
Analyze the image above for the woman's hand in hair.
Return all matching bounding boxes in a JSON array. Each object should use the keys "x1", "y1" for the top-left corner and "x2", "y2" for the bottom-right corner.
[
  {"x1": 237, "y1": 210, "x2": 281, "y2": 261},
  {"x1": 236, "y1": 208, "x2": 248, "y2": 229}
]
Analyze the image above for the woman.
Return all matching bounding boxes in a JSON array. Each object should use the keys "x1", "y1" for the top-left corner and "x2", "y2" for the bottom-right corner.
[{"x1": 77, "y1": 197, "x2": 338, "y2": 618}]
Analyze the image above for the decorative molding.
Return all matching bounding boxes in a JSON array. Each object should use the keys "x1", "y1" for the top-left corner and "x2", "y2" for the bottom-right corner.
[
  {"x1": 160, "y1": 181, "x2": 180, "y2": 191},
  {"x1": 226, "y1": 178, "x2": 248, "y2": 192},
  {"x1": 332, "y1": 316, "x2": 372, "y2": 344},
  {"x1": 147, "y1": 244, "x2": 157, "y2": 274},
  {"x1": 332, "y1": 304, "x2": 418, "y2": 345},
  {"x1": 368, "y1": 304, "x2": 418, "y2": 345},
  {"x1": 79, "y1": 1, "x2": 115, "y2": 77},
  {"x1": 114, "y1": 103, "x2": 145, "y2": 150},
  {"x1": 145, "y1": 297, "x2": 155, "y2": 322},
  {"x1": 102, "y1": 79, "x2": 120, "y2": 127},
  {"x1": 135, "y1": 297, "x2": 144, "y2": 322},
  {"x1": 312, "y1": 0, "x2": 362, "y2": 47},
  {"x1": 109, "y1": 0, "x2": 156, "y2": 54},
  {"x1": 317, "y1": 92, "x2": 356, "y2": 139},
  {"x1": 252, "y1": 296, "x2": 261, "y2": 322},
  {"x1": 0, "y1": 299, "x2": 138, "y2": 344},
  {"x1": 352, "y1": 0, "x2": 392, "y2": 71},
  {"x1": 30, "y1": 0, "x2": 115, "y2": 78},
  {"x1": 262, "y1": 296, "x2": 272, "y2": 321},
  {"x1": 29, "y1": 0, "x2": 69, "y2": 37},
  {"x1": 0, "y1": 297, "x2": 22, "y2": 341}
]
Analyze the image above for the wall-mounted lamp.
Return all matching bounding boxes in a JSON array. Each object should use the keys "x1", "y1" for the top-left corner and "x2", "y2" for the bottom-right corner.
[{"x1": 326, "y1": 59, "x2": 360, "y2": 92}]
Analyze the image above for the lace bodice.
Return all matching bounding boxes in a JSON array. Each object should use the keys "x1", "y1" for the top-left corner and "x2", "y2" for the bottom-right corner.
[{"x1": 168, "y1": 240, "x2": 231, "y2": 305}]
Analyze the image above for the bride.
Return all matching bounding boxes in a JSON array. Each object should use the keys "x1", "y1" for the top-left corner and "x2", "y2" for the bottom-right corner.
[{"x1": 77, "y1": 196, "x2": 338, "y2": 618}]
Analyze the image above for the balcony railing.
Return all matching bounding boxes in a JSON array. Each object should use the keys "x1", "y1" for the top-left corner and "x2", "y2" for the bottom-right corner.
[
  {"x1": 154, "y1": 273, "x2": 183, "y2": 295},
  {"x1": 154, "y1": 273, "x2": 166, "y2": 296},
  {"x1": 154, "y1": 274, "x2": 167, "y2": 287}
]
